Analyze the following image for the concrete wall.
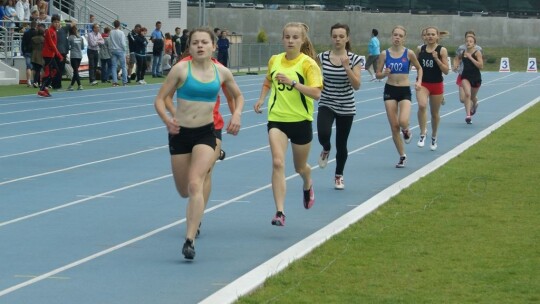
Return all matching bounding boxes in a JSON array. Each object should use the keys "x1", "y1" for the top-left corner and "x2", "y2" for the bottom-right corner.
[
  {"x1": 188, "y1": 8, "x2": 540, "y2": 48},
  {"x1": 88, "y1": 0, "x2": 187, "y2": 34}
]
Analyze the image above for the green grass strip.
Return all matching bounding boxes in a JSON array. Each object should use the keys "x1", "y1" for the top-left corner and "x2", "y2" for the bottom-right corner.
[{"x1": 237, "y1": 103, "x2": 540, "y2": 303}]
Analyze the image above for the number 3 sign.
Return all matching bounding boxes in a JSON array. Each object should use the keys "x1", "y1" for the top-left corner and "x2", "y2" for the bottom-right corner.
[{"x1": 499, "y1": 57, "x2": 510, "y2": 72}]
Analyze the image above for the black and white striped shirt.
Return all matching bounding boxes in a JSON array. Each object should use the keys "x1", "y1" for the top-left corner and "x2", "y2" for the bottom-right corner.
[{"x1": 317, "y1": 50, "x2": 362, "y2": 115}]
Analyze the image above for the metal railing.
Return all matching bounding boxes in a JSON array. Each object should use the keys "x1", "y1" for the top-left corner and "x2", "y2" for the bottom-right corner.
[
  {"x1": 228, "y1": 43, "x2": 282, "y2": 74},
  {"x1": 51, "y1": 0, "x2": 120, "y2": 32}
]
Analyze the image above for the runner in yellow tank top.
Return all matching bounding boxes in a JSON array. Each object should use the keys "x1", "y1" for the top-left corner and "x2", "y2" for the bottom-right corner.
[{"x1": 254, "y1": 22, "x2": 322, "y2": 227}]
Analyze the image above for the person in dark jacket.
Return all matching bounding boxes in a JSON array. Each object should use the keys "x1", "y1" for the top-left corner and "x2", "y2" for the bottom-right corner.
[
  {"x1": 21, "y1": 20, "x2": 37, "y2": 87},
  {"x1": 217, "y1": 30, "x2": 230, "y2": 67},
  {"x1": 134, "y1": 26, "x2": 148, "y2": 84},
  {"x1": 52, "y1": 19, "x2": 71, "y2": 89}
]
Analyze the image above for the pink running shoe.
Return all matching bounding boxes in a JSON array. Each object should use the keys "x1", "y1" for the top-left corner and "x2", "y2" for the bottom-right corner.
[
  {"x1": 271, "y1": 211, "x2": 286, "y2": 226},
  {"x1": 303, "y1": 182, "x2": 315, "y2": 209}
]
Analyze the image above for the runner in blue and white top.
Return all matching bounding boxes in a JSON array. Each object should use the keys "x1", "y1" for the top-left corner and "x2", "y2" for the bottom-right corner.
[{"x1": 316, "y1": 23, "x2": 362, "y2": 190}]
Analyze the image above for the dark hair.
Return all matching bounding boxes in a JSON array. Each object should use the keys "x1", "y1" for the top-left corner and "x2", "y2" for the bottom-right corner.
[
  {"x1": 113, "y1": 20, "x2": 120, "y2": 28},
  {"x1": 156, "y1": 21, "x2": 162, "y2": 26},
  {"x1": 175, "y1": 27, "x2": 180, "y2": 31},
  {"x1": 330, "y1": 23, "x2": 351, "y2": 52},
  {"x1": 187, "y1": 27, "x2": 216, "y2": 47},
  {"x1": 183, "y1": 29, "x2": 189, "y2": 35},
  {"x1": 51, "y1": 14, "x2": 60, "y2": 22},
  {"x1": 372, "y1": 28, "x2": 378, "y2": 36},
  {"x1": 69, "y1": 24, "x2": 78, "y2": 36},
  {"x1": 104, "y1": 26, "x2": 111, "y2": 34}
]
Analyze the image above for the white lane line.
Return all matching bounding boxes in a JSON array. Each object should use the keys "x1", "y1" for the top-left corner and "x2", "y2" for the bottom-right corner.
[
  {"x1": 0, "y1": 104, "x2": 153, "y2": 126},
  {"x1": 0, "y1": 146, "x2": 165, "y2": 186}
]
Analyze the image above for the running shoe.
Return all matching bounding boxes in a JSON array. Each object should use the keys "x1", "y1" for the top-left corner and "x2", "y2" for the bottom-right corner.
[
  {"x1": 37, "y1": 90, "x2": 51, "y2": 97},
  {"x1": 182, "y1": 239, "x2": 195, "y2": 260},
  {"x1": 334, "y1": 175, "x2": 345, "y2": 190},
  {"x1": 218, "y1": 149, "x2": 226, "y2": 161},
  {"x1": 471, "y1": 103, "x2": 479, "y2": 116},
  {"x1": 78, "y1": 85, "x2": 84, "y2": 91},
  {"x1": 402, "y1": 129, "x2": 412, "y2": 144},
  {"x1": 465, "y1": 116, "x2": 472, "y2": 124},
  {"x1": 396, "y1": 155, "x2": 407, "y2": 168},
  {"x1": 318, "y1": 150, "x2": 330, "y2": 168},
  {"x1": 67, "y1": 86, "x2": 74, "y2": 91},
  {"x1": 91, "y1": 81, "x2": 98, "y2": 86},
  {"x1": 417, "y1": 134, "x2": 426, "y2": 148},
  {"x1": 303, "y1": 182, "x2": 315, "y2": 209},
  {"x1": 430, "y1": 137, "x2": 438, "y2": 151},
  {"x1": 271, "y1": 211, "x2": 286, "y2": 226}
]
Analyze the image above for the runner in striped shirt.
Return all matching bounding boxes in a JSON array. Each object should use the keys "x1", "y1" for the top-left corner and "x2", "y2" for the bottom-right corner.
[{"x1": 316, "y1": 23, "x2": 362, "y2": 190}]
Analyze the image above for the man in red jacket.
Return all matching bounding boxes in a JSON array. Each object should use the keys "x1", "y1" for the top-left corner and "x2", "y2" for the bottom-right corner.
[{"x1": 38, "y1": 14, "x2": 64, "y2": 98}]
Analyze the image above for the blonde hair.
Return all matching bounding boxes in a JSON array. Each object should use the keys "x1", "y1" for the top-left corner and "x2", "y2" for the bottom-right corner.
[
  {"x1": 282, "y1": 22, "x2": 317, "y2": 60},
  {"x1": 392, "y1": 25, "x2": 407, "y2": 36},
  {"x1": 424, "y1": 26, "x2": 450, "y2": 42}
]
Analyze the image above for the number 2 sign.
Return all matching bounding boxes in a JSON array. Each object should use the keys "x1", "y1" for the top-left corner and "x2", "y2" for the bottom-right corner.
[{"x1": 527, "y1": 58, "x2": 537, "y2": 72}]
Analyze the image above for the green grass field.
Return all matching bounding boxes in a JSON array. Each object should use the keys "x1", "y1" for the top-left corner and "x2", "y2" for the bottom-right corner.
[
  {"x1": 236, "y1": 104, "x2": 540, "y2": 303},
  {"x1": 237, "y1": 103, "x2": 539, "y2": 303}
]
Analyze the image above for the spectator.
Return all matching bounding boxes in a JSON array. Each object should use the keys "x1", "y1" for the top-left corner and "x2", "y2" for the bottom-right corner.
[
  {"x1": 85, "y1": 14, "x2": 95, "y2": 35},
  {"x1": 52, "y1": 19, "x2": 71, "y2": 90},
  {"x1": 67, "y1": 24, "x2": 85, "y2": 91},
  {"x1": 217, "y1": 29, "x2": 230, "y2": 67},
  {"x1": 127, "y1": 24, "x2": 141, "y2": 82},
  {"x1": 21, "y1": 20, "x2": 37, "y2": 87},
  {"x1": 163, "y1": 32, "x2": 173, "y2": 71},
  {"x1": 109, "y1": 19, "x2": 128, "y2": 86},
  {"x1": 99, "y1": 26, "x2": 112, "y2": 83},
  {"x1": 172, "y1": 26, "x2": 182, "y2": 62},
  {"x1": 150, "y1": 20, "x2": 164, "y2": 77},
  {"x1": 134, "y1": 26, "x2": 148, "y2": 84},
  {"x1": 180, "y1": 28, "x2": 189, "y2": 55},
  {"x1": 38, "y1": 14, "x2": 63, "y2": 97},
  {"x1": 29, "y1": 6, "x2": 38, "y2": 22},
  {"x1": 37, "y1": 10, "x2": 49, "y2": 24},
  {"x1": 86, "y1": 22, "x2": 104, "y2": 85},
  {"x1": 365, "y1": 28, "x2": 380, "y2": 81},
  {"x1": 35, "y1": 0, "x2": 47, "y2": 15},
  {"x1": 4, "y1": 0, "x2": 17, "y2": 29},
  {"x1": 31, "y1": 24, "x2": 45, "y2": 88}
]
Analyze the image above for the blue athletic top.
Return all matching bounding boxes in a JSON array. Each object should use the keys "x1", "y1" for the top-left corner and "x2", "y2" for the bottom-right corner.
[
  {"x1": 385, "y1": 48, "x2": 410, "y2": 74},
  {"x1": 176, "y1": 62, "x2": 221, "y2": 102}
]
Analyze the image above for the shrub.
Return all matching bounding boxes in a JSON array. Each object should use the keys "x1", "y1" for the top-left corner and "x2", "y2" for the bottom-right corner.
[{"x1": 257, "y1": 28, "x2": 268, "y2": 43}]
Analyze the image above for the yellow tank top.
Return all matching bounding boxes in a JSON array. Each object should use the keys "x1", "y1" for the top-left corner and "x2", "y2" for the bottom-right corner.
[{"x1": 267, "y1": 53, "x2": 322, "y2": 122}]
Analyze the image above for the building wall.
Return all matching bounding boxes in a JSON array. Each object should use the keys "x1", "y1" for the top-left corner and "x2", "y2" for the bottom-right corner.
[
  {"x1": 88, "y1": 0, "x2": 187, "y2": 34},
  {"x1": 187, "y1": 8, "x2": 540, "y2": 47}
]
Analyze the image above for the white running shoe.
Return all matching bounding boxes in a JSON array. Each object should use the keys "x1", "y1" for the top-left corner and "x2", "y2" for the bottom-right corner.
[
  {"x1": 318, "y1": 150, "x2": 329, "y2": 168},
  {"x1": 396, "y1": 155, "x2": 407, "y2": 168},
  {"x1": 334, "y1": 175, "x2": 345, "y2": 190},
  {"x1": 430, "y1": 137, "x2": 438, "y2": 151},
  {"x1": 417, "y1": 134, "x2": 426, "y2": 148}
]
